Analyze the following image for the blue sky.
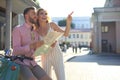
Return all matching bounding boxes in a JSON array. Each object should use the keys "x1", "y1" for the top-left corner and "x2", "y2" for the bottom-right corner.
[{"x1": 39, "y1": 0, "x2": 106, "y2": 17}]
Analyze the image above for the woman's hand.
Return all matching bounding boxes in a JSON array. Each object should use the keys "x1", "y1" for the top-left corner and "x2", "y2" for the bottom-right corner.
[
  {"x1": 64, "y1": 11, "x2": 73, "y2": 37},
  {"x1": 51, "y1": 41, "x2": 57, "y2": 48},
  {"x1": 30, "y1": 40, "x2": 44, "y2": 50},
  {"x1": 35, "y1": 40, "x2": 44, "y2": 49},
  {"x1": 66, "y1": 11, "x2": 73, "y2": 25}
]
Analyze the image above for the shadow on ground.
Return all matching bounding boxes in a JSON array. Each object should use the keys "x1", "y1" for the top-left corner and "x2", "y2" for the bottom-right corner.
[{"x1": 67, "y1": 53, "x2": 120, "y2": 66}]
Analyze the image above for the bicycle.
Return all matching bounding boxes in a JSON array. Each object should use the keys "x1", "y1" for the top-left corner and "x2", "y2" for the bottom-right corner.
[{"x1": 0, "y1": 49, "x2": 20, "y2": 80}]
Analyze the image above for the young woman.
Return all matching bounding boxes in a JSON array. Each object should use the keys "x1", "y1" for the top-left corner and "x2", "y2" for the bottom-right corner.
[{"x1": 37, "y1": 8, "x2": 73, "y2": 80}]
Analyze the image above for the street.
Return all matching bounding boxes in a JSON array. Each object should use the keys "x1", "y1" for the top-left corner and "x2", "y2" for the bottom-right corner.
[
  {"x1": 64, "y1": 53, "x2": 120, "y2": 80},
  {"x1": 1, "y1": 48, "x2": 120, "y2": 80},
  {"x1": 50, "y1": 47, "x2": 120, "y2": 80}
]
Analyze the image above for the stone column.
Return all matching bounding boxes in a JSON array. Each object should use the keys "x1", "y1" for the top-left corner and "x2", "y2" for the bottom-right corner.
[
  {"x1": 98, "y1": 22, "x2": 102, "y2": 53},
  {"x1": 116, "y1": 21, "x2": 120, "y2": 53},
  {"x1": 1, "y1": 26, "x2": 4, "y2": 49},
  {"x1": 5, "y1": 0, "x2": 12, "y2": 50},
  {"x1": 93, "y1": 13, "x2": 99, "y2": 53}
]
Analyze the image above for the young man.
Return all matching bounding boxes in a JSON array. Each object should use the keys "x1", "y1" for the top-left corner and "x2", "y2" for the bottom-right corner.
[{"x1": 12, "y1": 6, "x2": 52, "y2": 80}]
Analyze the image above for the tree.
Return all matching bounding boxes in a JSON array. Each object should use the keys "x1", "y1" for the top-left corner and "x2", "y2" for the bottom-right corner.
[{"x1": 58, "y1": 19, "x2": 75, "y2": 29}]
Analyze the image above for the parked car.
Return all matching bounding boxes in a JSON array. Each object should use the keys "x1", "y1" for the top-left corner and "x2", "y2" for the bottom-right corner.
[{"x1": 80, "y1": 47, "x2": 91, "y2": 54}]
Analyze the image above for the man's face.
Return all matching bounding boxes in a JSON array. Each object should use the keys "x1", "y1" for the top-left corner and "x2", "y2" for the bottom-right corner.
[{"x1": 26, "y1": 9, "x2": 37, "y2": 24}]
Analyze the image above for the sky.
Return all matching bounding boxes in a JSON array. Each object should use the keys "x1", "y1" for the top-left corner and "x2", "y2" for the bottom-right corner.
[{"x1": 39, "y1": 0, "x2": 106, "y2": 17}]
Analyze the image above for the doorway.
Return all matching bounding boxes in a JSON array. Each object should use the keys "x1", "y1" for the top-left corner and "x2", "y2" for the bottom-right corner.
[{"x1": 102, "y1": 40, "x2": 108, "y2": 52}]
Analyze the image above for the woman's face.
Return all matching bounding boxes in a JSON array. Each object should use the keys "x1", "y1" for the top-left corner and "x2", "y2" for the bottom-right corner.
[{"x1": 38, "y1": 10, "x2": 48, "y2": 22}]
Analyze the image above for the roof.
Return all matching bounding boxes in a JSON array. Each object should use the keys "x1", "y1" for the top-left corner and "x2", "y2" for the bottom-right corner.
[{"x1": 0, "y1": 0, "x2": 40, "y2": 14}]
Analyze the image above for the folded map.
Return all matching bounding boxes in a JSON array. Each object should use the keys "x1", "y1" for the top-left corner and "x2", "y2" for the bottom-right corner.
[{"x1": 34, "y1": 31, "x2": 64, "y2": 56}]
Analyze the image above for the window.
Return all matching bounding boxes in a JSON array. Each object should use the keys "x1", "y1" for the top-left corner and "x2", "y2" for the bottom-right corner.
[
  {"x1": 85, "y1": 42, "x2": 88, "y2": 45},
  {"x1": 80, "y1": 34, "x2": 83, "y2": 39},
  {"x1": 68, "y1": 34, "x2": 71, "y2": 38},
  {"x1": 77, "y1": 34, "x2": 79, "y2": 38},
  {"x1": 73, "y1": 34, "x2": 75, "y2": 38},
  {"x1": 84, "y1": 34, "x2": 88, "y2": 39},
  {"x1": 102, "y1": 26, "x2": 108, "y2": 32},
  {"x1": 81, "y1": 42, "x2": 84, "y2": 45},
  {"x1": 81, "y1": 24, "x2": 84, "y2": 29}
]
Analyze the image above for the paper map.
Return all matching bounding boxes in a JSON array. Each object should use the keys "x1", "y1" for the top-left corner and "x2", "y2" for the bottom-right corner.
[{"x1": 34, "y1": 31, "x2": 64, "y2": 56}]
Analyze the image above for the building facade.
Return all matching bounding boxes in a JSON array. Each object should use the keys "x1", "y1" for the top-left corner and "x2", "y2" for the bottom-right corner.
[
  {"x1": 52, "y1": 17, "x2": 92, "y2": 47},
  {"x1": 59, "y1": 27, "x2": 92, "y2": 47},
  {"x1": 91, "y1": 0, "x2": 120, "y2": 53},
  {"x1": 52, "y1": 17, "x2": 91, "y2": 29}
]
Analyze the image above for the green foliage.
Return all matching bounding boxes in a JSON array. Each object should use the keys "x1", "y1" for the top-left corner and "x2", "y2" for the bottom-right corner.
[
  {"x1": 58, "y1": 19, "x2": 66, "y2": 26},
  {"x1": 58, "y1": 19, "x2": 75, "y2": 29},
  {"x1": 34, "y1": 0, "x2": 40, "y2": 6},
  {"x1": 71, "y1": 23, "x2": 75, "y2": 29}
]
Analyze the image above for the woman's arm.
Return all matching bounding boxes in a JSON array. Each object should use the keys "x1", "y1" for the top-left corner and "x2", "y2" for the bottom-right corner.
[
  {"x1": 50, "y1": 12, "x2": 73, "y2": 37},
  {"x1": 64, "y1": 12, "x2": 73, "y2": 36}
]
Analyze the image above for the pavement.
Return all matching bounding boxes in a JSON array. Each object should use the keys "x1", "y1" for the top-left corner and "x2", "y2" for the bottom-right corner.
[
  {"x1": 65, "y1": 52, "x2": 120, "y2": 80},
  {"x1": 62, "y1": 47, "x2": 82, "y2": 62}
]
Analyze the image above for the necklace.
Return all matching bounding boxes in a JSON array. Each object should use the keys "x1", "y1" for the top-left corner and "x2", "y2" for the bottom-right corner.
[{"x1": 31, "y1": 31, "x2": 35, "y2": 40}]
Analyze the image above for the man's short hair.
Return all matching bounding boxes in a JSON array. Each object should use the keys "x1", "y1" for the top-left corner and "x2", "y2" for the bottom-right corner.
[{"x1": 23, "y1": 6, "x2": 36, "y2": 16}]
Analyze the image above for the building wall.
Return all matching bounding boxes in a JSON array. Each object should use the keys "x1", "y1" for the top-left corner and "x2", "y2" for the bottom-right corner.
[
  {"x1": 92, "y1": 7, "x2": 120, "y2": 53},
  {"x1": 105, "y1": 0, "x2": 120, "y2": 7},
  {"x1": 52, "y1": 17, "x2": 91, "y2": 29},
  {"x1": 116, "y1": 21, "x2": 120, "y2": 53},
  {"x1": 101, "y1": 22, "x2": 116, "y2": 52},
  {"x1": 59, "y1": 29, "x2": 91, "y2": 47}
]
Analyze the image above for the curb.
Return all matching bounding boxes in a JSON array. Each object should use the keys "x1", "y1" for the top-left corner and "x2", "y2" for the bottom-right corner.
[
  {"x1": 65, "y1": 56, "x2": 76, "y2": 62},
  {"x1": 63, "y1": 53, "x2": 77, "y2": 62}
]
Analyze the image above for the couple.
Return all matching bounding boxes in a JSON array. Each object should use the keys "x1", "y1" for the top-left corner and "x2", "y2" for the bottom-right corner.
[{"x1": 12, "y1": 6, "x2": 73, "y2": 80}]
